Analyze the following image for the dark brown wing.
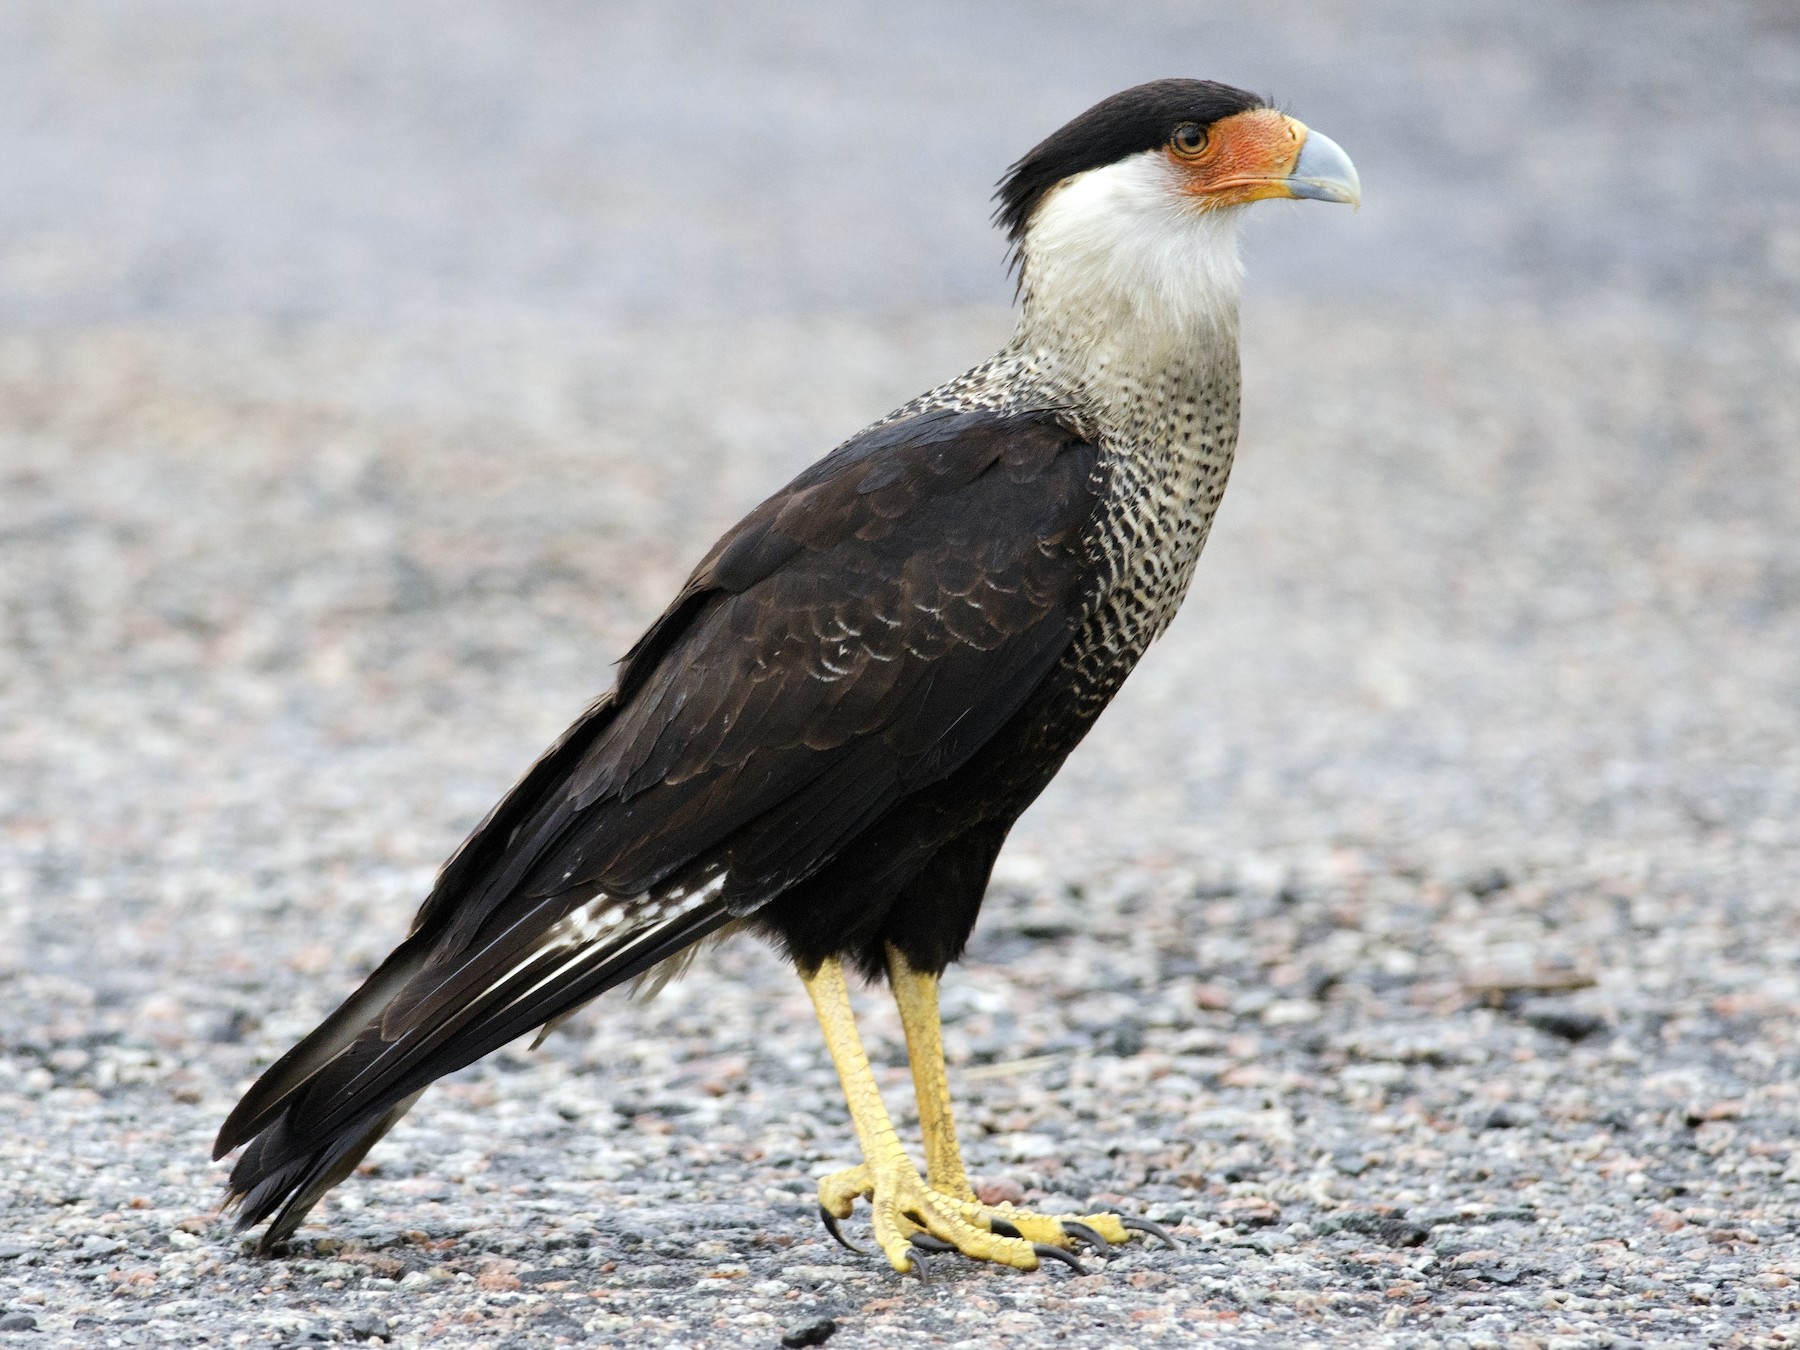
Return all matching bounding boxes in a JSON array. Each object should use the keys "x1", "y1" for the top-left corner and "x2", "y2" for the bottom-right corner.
[
  {"x1": 422, "y1": 406, "x2": 1101, "y2": 936},
  {"x1": 216, "y1": 407, "x2": 1102, "y2": 1241}
]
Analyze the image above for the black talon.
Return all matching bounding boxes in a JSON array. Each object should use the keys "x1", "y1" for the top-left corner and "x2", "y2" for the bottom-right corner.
[
  {"x1": 819, "y1": 1205, "x2": 869, "y2": 1256},
  {"x1": 906, "y1": 1246, "x2": 931, "y2": 1283},
  {"x1": 986, "y1": 1217, "x2": 1023, "y2": 1239},
  {"x1": 1031, "y1": 1242, "x2": 1087, "y2": 1275},
  {"x1": 1121, "y1": 1215, "x2": 1180, "y2": 1250},
  {"x1": 909, "y1": 1233, "x2": 956, "y2": 1253},
  {"x1": 1060, "y1": 1220, "x2": 1115, "y2": 1257}
]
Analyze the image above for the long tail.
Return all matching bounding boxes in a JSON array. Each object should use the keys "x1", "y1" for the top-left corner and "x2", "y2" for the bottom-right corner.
[{"x1": 215, "y1": 890, "x2": 734, "y2": 1250}]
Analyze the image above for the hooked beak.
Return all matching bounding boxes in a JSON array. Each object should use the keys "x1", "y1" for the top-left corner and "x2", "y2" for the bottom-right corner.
[{"x1": 1283, "y1": 127, "x2": 1361, "y2": 207}]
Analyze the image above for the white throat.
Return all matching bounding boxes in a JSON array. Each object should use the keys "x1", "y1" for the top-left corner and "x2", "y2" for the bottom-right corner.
[{"x1": 1012, "y1": 151, "x2": 1245, "y2": 402}]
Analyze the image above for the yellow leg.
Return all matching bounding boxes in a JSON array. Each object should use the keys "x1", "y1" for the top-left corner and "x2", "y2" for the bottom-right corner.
[
  {"x1": 803, "y1": 957, "x2": 1042, "y2": 1273},
  {"x1": 887, "y1": 946, "x2": 975, "y2": 1203},
  {"x1": 883, "y1": 945, "x2": 1161, "y2": 1253}
]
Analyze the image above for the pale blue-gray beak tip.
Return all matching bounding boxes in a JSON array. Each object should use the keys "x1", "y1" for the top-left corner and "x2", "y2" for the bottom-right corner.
[{"x1": 1287, "y1": 129, "x2": 1361, "y2": 208}]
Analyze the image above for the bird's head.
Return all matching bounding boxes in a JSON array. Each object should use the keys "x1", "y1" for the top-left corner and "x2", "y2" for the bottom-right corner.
[{"x1": 998, "y1": 80, "x2": 1359, "y2": 343}]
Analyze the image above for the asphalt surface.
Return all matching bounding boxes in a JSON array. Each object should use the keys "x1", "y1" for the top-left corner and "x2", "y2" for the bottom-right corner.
[{"x1": 4, "y1": 2, "x2": 1800, "y2": 1347}]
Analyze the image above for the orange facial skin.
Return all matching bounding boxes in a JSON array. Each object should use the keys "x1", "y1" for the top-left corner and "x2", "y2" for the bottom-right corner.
[{"x1": 1169, "y1": 108, "x2": 1311, "y2": 207}]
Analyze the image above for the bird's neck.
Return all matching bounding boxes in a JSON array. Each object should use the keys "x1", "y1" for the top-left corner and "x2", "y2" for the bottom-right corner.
[
  {"x1": 1007, "y1": 204, "x2": 1244, "y2": 434},
  {"x1": 998, "y1": 201, "x2": 1248, "y2": 654}
]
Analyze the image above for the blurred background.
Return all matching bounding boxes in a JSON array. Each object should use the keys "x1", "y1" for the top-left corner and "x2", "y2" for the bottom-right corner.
[
  {"x1": 5, "y1": 0, "x2": 1798, "y2": 936},
  {"x1": 3, "y1": 0, "x2": 1800, "y2": 1332}
]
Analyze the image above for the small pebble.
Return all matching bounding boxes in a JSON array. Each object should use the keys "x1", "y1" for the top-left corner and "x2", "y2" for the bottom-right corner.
[
  {"x1": 344, "y1": 1313, "x2": 390, "y2": 1342},
  {"x1": 781, "y1": 1319, "x2": 837, "y2": 1349}
]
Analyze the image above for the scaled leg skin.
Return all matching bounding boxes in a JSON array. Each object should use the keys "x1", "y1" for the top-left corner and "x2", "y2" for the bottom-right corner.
[
  {"x1": 803, "y1": 957, "x2": 1045, "y2": 1273},
  {"x1": 887, "y1": 945, "x2": 1146, "y2": 1250}
]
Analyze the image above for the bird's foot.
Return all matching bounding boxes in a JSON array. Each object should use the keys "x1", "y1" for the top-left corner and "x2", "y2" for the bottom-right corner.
[
  {"x1": 940, "y1": 1194, "x2": 1178, "y2": 1255},
  {"x1": 816, "y1": 1164, "x2": 1177, "y2": 1274},
  {"x1": 817, "y1": 1162, "x2": 1054, "y2": 1275},
  {"x1": 950, "y1": 1200, "x2": 1127, "y2": 1250}
]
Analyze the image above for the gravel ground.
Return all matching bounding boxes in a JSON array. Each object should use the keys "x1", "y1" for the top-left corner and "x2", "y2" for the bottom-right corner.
[{"x1": 5, "y1": 3, "x2": 1800, "y2": 1348}]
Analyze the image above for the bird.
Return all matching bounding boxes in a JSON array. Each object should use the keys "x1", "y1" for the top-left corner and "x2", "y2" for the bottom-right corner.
[{"x1": 214, "y1": 78, "x2": 1359, "y2": 1276}]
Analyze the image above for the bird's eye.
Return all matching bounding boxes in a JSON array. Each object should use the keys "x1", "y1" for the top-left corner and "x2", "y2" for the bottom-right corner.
[{"x1": 1171, "y1": 123, "x2": 1208, "y2": 157}]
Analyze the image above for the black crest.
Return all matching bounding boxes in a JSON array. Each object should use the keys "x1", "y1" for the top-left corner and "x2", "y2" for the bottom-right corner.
[{"x1": 995, "y1": 79, "x2": 1270, "y2": 246}]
